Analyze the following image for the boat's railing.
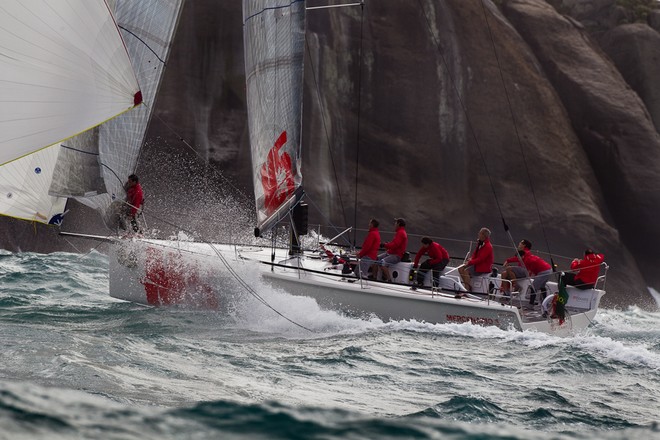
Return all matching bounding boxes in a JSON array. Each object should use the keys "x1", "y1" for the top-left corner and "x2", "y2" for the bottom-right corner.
[
  {"x1": 487, "y1": 278, "x2": 529, "y2": 308},
  {"x1": 595, "y1": 263, "x2": 609, "y2": 290}
]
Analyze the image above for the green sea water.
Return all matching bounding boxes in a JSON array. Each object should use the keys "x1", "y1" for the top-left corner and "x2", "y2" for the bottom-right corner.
[{"x1": 0, "y1": 250, "x2": 659, "y2": 439}]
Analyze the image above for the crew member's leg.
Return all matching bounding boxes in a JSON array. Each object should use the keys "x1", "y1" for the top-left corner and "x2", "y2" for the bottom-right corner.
[
  {"x1": 458, "y1": 265, "x2": 472, "y2": 291},
  {"x1": 380, "y1": 254, "x2": 400, "y2": 282},
  {"x1": 531, "y1": 269, "x2": 552, "y2": 304},
  {"x1": 416, "y1": 260, "x2": 431, "y2": 286}
]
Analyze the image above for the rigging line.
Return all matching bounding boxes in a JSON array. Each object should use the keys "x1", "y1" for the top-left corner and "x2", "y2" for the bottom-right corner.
[
  {"x1": 207, "y1": 241, "x2": 313, "y2": 333},
  {"x1": 477, "y1": 0, "x2": 554, "y2": 262},
  {"x1": 60, "y1": 145, "x2": 99, "y2": 156},
  {"x1": 415, "y1": 0, "x2": 507, "y2": 229},
  {"x1": 150, "y1": 216, "x2": 309, "y2": 331},
  {"x1": 58, "y1": 145, "x2": 127, "y2": 197},
  {"x1": 137, "y1": 209, "x2": 313, "y2": 332},
  {"x1": 305, "y1": 195, "x2": 353, "y2": 247},
  {"x1": 62, "y1": 232, "x2": 113, "y2": 263},
  {"x1": 244, "y1": 0, "x2": 304, "y2": 23},
  {"x1": 58, "y1": 145, "x2": 126, "y2": 196},
  {"x1": 304, "y1": 36, "x2": 349, "y2": 230},
  {"x1": 150, "y1": 111, "x2": 252, "y2": 204},
  {"x1": 118, "y1": 25, "x2": 167, "y2": 65},
  {"x1": 352, "y1": 0, "x2": 366, "y2": 248},
  {"x1": 100, "y1": 163, "x2": 125, "y2": 191}
]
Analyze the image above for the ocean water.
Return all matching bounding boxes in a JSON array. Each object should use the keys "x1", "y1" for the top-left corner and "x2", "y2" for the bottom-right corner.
[{"x1": 1, "y1": 250, "x2": 659, "y2": 440}]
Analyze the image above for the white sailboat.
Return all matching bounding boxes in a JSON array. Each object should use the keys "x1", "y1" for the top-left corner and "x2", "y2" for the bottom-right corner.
[{"x1": 107, "y1": 0, "x2": 608, "y2": 336}]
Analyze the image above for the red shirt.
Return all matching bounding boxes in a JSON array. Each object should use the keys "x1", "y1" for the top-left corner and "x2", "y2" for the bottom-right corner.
[
  {"x1": 571, "y1": 253, "x2": 605, "y2": 284},
  {"x1": 505, "y1": 249, "x2": 551, "y2": 275},
  {"x1": 385, "y1": 226, "x2": 408, "y2": 258},
  {"x1": 358, "y1": 227, "x2": 381, "y2": 260},
  {"x1": 413, "y1": 241, "x2": 449, "y2": 267},
  {"x1": 467, "y1": 238, "x2": 493, "y2": 273},
  {"x1": 127, "y1": 183, "x2": 143, "y2": 216}
]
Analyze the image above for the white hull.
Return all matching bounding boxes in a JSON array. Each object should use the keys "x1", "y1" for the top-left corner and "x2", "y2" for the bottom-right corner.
[
  {"x1": 109, "y1": 238, "x2": 604, "y2": 336},
  {"x1": 261, "y1": 268, "x2": 524, "y2": 330},
  {"x1": 109, "y1": 238, "x2": 240, "y2": 309}
]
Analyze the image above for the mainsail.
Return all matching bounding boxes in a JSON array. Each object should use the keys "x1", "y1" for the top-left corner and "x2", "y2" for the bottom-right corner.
[
  {"x1": 243, "y1": 0, "x2": 305, "y2": 236},
  {"x1": 0, "y1": 0, "x2": 141, "y2": 224}
]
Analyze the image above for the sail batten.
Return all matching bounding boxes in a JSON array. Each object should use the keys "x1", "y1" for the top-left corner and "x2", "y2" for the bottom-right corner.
[{"x1": 243, "y1": 0, "x2": 305, "y2": 235}]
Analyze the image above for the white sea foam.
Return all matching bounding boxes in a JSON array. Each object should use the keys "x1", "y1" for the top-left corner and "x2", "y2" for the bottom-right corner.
[
  {"x1": 648, "y1": 287, "x2": 660, "y2": 308},
  {"x1": 229, "y1": 277, "x2": 381, "y2": 337}
]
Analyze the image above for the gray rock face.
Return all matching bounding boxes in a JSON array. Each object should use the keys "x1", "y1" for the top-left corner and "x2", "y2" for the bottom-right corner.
[
  {"x1": 650, "y1": 10, "x2": 660, "y2": 31},
  {"x1": 546, "y1": 0, "x2": 630, "y2": 32},
  {"x1": 600, "y1": 23, "x2": 660, "y2": 133}
]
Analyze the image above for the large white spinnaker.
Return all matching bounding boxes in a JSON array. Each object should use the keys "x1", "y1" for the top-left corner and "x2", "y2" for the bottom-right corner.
[
  {"x1": 243, "y1": 0, "x2": 305, "y2": 236},
  {"x1": 50, "y1": 0, "x2": 186, "y2": 227},
  {"x1": 0, "y1": 0, "x2": 142, "y2": 166}
]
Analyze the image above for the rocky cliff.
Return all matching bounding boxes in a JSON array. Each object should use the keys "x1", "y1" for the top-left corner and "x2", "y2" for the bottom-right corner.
[{"x1": 2, "y1": 0, "x2": 659, "y2": 309}]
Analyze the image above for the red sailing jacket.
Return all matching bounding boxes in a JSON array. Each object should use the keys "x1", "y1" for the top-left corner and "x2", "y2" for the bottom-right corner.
[
  {"x1": 385, "y1": 226, "x2": 408, "y2": 258},
  {"x1": 467, "y1": 238, "x2": 493, "y2": 273},
  {"x1": 505, "y1": 249, "x2": 551, "y2": 275},
  {"x1": 127, "y1": 183, "x2": 143, "y2": 216},
  {"x1": 414, "y1": 241, "x2": 449, "y2": 267},
  {"x1": 358, "y1": 227, "x2": 381, "y2": 260},
  {"x1": 570, "y1": 253, "x2": 605, "y2": 284}
]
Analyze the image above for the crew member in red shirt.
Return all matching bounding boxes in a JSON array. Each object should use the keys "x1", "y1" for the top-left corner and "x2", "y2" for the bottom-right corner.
[
  {"x1": 411, "y1": 237, "x2": 450, "y2": 290},
  {"x1": 563, "y1": 249, "x2": 604, "y2": 289},
  {"x1": 458, "y1": 227, "x2": 494, "y2": 293},
  {"x1": 354, "y1": 218, "x2": 381, "y2": 279},
  {"x1": 124, "y1": 174, "x2": 143, "y2": 232},
  {"x1": 503, "y1": 239, "x2": 553, "y2": 304},
  {"x1": 377, "y1": 218, "x2": 408, "y2": 282}
]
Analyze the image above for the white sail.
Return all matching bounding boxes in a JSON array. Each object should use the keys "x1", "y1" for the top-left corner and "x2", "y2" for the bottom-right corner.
[
  {"x1": 54, "y1": 0, "x2": 185, "y2": 225},
  {"x1": 0, "y1": 145, "x2": 67, "y2": 224},
  {"x1": 0, "y1": 0, "x2": 141, "y2": 166},
  {"x1": 0, "y1": 0, "x2": 184, "y2": 226},
  {"x1": 243, "y1": 0, "x2": 305, "y2": 235},
  {"x1": 50, "y1": 130, "x2": 106, "y2": 198}
]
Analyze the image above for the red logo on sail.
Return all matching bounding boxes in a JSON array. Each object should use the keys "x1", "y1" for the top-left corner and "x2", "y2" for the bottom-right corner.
[{"x1": 261, "y1": 131, "x2": 295, "y2": 215}]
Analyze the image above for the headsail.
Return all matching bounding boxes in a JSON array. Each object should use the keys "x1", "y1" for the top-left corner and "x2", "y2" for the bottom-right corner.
[
  {"x1": 0, "y1": 0, "x2": 185, "y2": 227},
  {"x1": 243, "y1": 0, "x2": 305, "y2": 236},
  {"x1": 51, "y1": 0, "x2": 185, "y2": 227},
  {"x1": 0, "y1": 0, "x2": 141, "y2": 166}
]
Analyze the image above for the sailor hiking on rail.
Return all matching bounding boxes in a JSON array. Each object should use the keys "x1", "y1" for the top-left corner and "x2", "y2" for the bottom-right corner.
[{"x1": 458, "y1": 227, "x2": 494, "y2": 294}]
